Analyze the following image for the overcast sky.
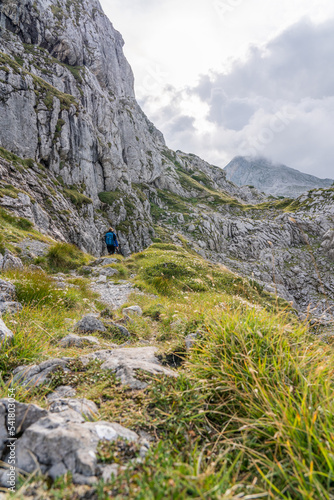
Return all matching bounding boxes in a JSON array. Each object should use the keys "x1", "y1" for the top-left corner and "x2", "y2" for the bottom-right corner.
[{"x1": 100, "y1": 0, "x2": 334, "y2": 178}]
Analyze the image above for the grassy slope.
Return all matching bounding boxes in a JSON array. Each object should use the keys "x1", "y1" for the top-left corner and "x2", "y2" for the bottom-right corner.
[{"x1": 0, "y1": 215, "x2": 333, "y2": 499}]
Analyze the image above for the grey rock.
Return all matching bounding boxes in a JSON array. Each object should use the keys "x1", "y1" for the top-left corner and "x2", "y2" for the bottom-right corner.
[
  {"x1": 75, "y1": 315, "x2": 106, "y2": 333},
  {"x1": 95, "y1": 267, "x2": 119, "y2": 277},
  {"x1": 112, "y1": 323, "x2": 131, "y2": 338},
  {"x1": 59, "y1": 333, "x2": 100, "y2": 348},
  {"x1": 1, "y1": 399, "x2": 48, "y2": 435},
  {"x1": 123, "y1": 306, "x2": 143, "y2": 317},
  {"x1": 71, "y1": 473, "x2": 98, "y2": 486},
  {"x1": 49, "y1": 398, "x2": 99, "y2": 421},
  {"x1": 1, "y1": 251, "x2": 23, "y2": 271},
  {"x1": 0, "y1": 399, "x2": 138, "y2": 486},
  {"x1": 47, "y1": 462, "x2": 68, "y2": 481},
  {"x1": 18, "y1": 239, "x2": 49, "y2": 258},
  {"x1": 0, "y1": 302, "x2": 23, "y2": 315},
  {"x1": 185, "y1": 333, "x2": 199, "y2": 351},
  {"x1": 0, "y1": 280, "x2": 16, "y2": 302},
  {"x1": 97, "y1": 275, "x2": 107, "y2": 283},
  {"x1": 47, "y1": 386, "x2": 77, "y2": 401},
  {"x1": 12, "y1": 359, "x2": 69, "y2": 387},
  {"x1": 0, "y1": 318, "x2": 14, "y2": 343},
  {"x1": 0, "y1": 403, "x2": 8, "y2": 456},
  {"x1": 98, "y1": 463, "x2": 120, "y2": 482},
  {"x1": 81, "y1": 346, "x2": 177, "y2": 389}
]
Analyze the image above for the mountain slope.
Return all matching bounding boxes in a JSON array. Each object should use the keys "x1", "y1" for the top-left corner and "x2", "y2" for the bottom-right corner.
[
  {"x1": 224, "y1": 156, "x2": 333, "y2": 198},
  {"x1": 0, "y1": 0, "x2": 257, "y2": 255},
  {"x1": 0, "y1": 0, "x2": 333, "y2": 318}
]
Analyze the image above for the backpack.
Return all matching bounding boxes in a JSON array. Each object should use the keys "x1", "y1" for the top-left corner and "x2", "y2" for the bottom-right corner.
[{"x1": 105, "y1": 232, "x2": 115, "y2": 246}]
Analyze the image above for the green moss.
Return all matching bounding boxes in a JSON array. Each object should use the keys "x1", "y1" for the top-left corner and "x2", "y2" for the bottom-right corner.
[
  {"x1": 64, "y1": 187, "x2": 92, "y2": 208},
  {"x1": 98, "y1": 190, "x2": 137, "y2": 214},
  {"x1": 0, "y1": 184, "x2": 21, "y2": 199},
  {"x1": 0, "y1": 207, "x2": 33, "y2": 231}
]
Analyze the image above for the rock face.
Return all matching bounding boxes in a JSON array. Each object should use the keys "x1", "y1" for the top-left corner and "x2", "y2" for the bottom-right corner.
[
  {"x1": 224, "y1": 156, "x2": 333, "y2": 198},
  {"x1": 0, "y1": 0, "x2": 261, "y2": 256}
]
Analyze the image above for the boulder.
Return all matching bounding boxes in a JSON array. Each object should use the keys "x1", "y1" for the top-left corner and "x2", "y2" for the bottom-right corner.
[
  {"x1": 1, "y1": 251, "x2": 23, "y2": 271},
  {"x1": 94, "y1": 267, "x2": 119, "y2": 277},
  {"x1": 47, "y1": 386, "x2": 77, "y2": 401},
  {"x1": 0, "y1": 399, "x2": 139, "y2": 487},
  {"x1": 59, "y1": 334, "x2": 100, "y2": 348},
  {"x1": 75, "y1": 315, "x2": 106, "y2": 333},
  {"x1": 111, "y1": 323, "x2": 130, "y2": 338},
  {"x1": 0, "y1": 280, "x2": 16, "y2": 302},
  {"x1": 0, "y1": 318, "x2": 14, "y2": 344},
  {"x1": 0, "y1": 302, "x2": 22, "y2": 315},
  {"x1": 12, "y1": 359, "x2": 69, "y2": 387},
  {"x1": 123, "y1": 306, "x2": 143, "y2": 317},
  {"x1": 80, "y1": 346, "x2": 178, "y2": 390}
]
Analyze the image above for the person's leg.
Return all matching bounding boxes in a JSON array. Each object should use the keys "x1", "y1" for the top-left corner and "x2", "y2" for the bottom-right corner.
[
  {"x1": 111, "y1": 245, "x2": 116, "y2": 255},
  {"x1": 107, "y1": 245, "x2": 112, "y2": 255}
]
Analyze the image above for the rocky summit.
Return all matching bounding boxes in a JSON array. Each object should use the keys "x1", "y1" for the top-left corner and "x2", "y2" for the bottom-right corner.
[
  {"x1": 0, "y1": 1, "x2": 334, "y2": 498},
  {"x1": 224, "y1": 155, "x2": 334, "y2": 198}
]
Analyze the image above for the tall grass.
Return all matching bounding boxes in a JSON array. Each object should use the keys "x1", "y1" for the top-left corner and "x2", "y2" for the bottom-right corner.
[
  {"x1": 46, "y1": 242, "x2": 90, "y2": 272},
  {"x1": 4, "y1": 268, "x2": 79, "y2": 308},
  {"x1": 186, "y1": 306, "x2": 334, "y2": 499}
]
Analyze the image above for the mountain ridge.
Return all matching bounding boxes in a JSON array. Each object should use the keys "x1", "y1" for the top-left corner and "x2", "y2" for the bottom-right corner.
[{"x1": 224, "y1": 155, "x2": 333, "y2": 198}]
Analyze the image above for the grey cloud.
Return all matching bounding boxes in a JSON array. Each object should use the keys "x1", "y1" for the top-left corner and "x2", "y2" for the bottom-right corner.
[
  {"x1": 139, "y1": 18, "x2": 334, "y2": 178},
  {"x1": 197, "y1": 18, "x2": 334, "y2": 105}
]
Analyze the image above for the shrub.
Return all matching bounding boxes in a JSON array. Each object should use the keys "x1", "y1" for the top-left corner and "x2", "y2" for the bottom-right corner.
[{"x1": 46, "y1": 242, "x2": 90, "y2": 272}]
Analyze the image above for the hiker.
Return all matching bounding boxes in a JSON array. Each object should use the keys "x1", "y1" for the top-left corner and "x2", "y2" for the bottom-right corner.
[{"x1": 104, "y1": 227, "x2": 119, "y2": 255}]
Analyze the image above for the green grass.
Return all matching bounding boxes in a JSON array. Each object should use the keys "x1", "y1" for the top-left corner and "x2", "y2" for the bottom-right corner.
[
  {"x1": 45, "y1": 242, "x2": 90, "y2": 272},
  {"x1": 0, "y1": 206, "x2": 34, "y2": 232},
  {"x1": 4, "y1": 268, "x2": 80, "y2": 309},
  {"x1": 126, "y1": 243, "x2": 289, "y2": 311},
  {"x1": 63, "y1": 187, "x2": 92, "y2": 208},
  {"x1": 1, "y1": 223, "x2": 333, "y2": 499}
]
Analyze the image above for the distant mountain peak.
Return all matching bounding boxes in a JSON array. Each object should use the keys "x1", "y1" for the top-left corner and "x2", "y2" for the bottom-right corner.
[{"x1": 224, "y1": 156, "x2": 333, "y2": 198}]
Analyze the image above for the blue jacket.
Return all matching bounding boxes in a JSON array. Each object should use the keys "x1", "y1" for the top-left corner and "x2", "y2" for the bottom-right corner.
[{"x1": 105, "y1": 231, "x2": 118, "y2": 247}]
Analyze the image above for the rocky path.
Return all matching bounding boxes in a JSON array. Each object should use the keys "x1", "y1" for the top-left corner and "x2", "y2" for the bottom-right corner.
[
  {"x1": 90, "y1": 280, "x2": 133, "y2": 309},
  {"x1": 0, "y1": 258, "x2": 179, "y2": 490}
]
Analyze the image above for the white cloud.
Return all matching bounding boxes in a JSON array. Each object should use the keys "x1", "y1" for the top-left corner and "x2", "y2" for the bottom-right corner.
[{"x1": 100, "y1": 0, "x2": 334, "y2": 178}]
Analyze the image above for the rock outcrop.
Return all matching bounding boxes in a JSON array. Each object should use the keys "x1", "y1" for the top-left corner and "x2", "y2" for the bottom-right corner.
[{"x1": 0, "y1": 398, "x2": 139, "y2": 487}]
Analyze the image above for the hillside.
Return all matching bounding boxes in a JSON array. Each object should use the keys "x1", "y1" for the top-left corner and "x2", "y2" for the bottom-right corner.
[
  {"x1": 224, "y1": 156, "x2": 333, "y2": 198},
  {"x1": 0, "y1": 0, "x2": 334, "y2": 498}
]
